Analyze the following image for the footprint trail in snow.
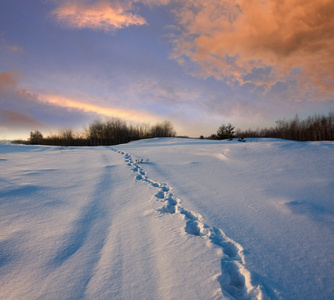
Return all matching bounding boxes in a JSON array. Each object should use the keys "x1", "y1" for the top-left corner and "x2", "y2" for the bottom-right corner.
[{"x1": 112, "y1": 148, "x2": 279, "y2": 300}]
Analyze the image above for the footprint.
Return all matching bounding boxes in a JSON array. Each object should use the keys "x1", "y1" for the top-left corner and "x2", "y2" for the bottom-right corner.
[
  {"x1": 150, "y1": 181, "x2": 160, "y2": 188},
  {"x1": 136, "y1": 174, "x2": 143, "y2": 180},
  {"x1": 185, "y1": 220, "x2": 208, "y2": 236},
  {"x1": 155, "y1": 190, "x2": 165, "y2": 199},
  {"x1": 219, "y1": 261, "x2": 247, "y2": 299},
  {"x1": 180, "y1": 208, "x2": 203, "y2": 221},
  {"x1": 159, "y1": 204, "x2": 179, "y2": 214},
  {"x1": 160, "y1": 185, "x2": 169, "y2": 192},
  {"x1": 210, "y1": 228, "x2": 240, "y2": 259},
  {"x1": 159, "y1": 195, "x2": 180, "y2": 214},
  {"x1": 166, "y1": 195, "x2": 178, "y2": 206}
]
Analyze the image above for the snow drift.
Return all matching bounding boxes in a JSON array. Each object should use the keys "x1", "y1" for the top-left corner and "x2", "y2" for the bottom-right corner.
[{"x1": 0, "y1": 138, "x2": 333, "y2": 299}]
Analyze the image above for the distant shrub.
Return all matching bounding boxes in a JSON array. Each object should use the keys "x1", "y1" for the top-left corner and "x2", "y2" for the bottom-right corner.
[
  {"x1": 29, "y1": 130, "x2": 43, "y2": 144},
  {"x1": 211, "y1": 123, "x2": 235, "y2": 140}
]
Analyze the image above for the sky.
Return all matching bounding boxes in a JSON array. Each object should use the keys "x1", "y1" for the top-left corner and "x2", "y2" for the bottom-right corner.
[{"x1": 0, "y1": 0, "x2": 334, "y2": 140}]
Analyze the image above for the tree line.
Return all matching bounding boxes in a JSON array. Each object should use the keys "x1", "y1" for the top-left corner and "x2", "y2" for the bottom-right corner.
[
  {"x1": 207, "y1": 112, "x2": 334, "y2": 142},
  {"x1": 14, "y1": 112, "x2": 334, "y2": 146},
  {"x1": 235, "y1": 113, "x2": 334, "y2": 141},
  {"x1": 24, "y1": 118, "x2": 176, "y2": 146}
]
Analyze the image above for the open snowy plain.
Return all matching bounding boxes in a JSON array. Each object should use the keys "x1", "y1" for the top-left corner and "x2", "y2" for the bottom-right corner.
[{"x1": 0, "y1": 138, "x2": 333, "y2": 299}]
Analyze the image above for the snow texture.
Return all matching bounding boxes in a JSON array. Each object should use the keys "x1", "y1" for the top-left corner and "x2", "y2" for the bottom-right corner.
[{"x1": 0, "y1": 138, "x2": 333, "y2": 299}]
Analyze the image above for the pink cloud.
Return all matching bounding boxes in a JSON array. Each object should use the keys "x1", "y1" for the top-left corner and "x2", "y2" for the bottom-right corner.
[
  {"x1": 51, "y1": 0, "x2": 147, "y2": 31},
  {"x1": 0, "y1": 109, "x2": 45, "y2": 129},
  {"x1": 27, "y1": 91, "x2": 161, "y2": 123},
  {"x1": 0, "y1": 72, "x2": 17, "y2": 89},
  {"x1": 170, "y1": 0, "x2": 334, "y2": 100}
]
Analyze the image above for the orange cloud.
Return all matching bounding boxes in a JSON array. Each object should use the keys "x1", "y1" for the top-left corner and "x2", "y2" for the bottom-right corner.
[
  {"x1": 52, "y1": 0, "x2": 147, "y2": 31},
  {"x1": 170, "y1": 0, "x2": 334, "y2": 99},
  {"x1": 0, "y1": 72, "x2": 17, "y2": 89},
  {"x1": 0, "y1": 109, "x2": 45, "y2": 129},
  {"x1": 31, "y1": 92, "x2": 160, "y2": 123}
]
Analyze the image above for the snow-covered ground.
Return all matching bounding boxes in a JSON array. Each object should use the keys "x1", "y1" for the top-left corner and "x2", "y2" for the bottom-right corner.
[{"x1": 0, "y1": 138, "x2": 333, "y2": 299}]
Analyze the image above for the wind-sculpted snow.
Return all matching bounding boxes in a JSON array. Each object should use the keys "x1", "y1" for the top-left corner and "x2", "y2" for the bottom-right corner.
[
  {"x1": 50, "y1": 166, "x2": 112, "y2": 269},
  {"x1": 112, "y1": 148, "x2": 280, "y2": 299},
  {"x1": 1, "y1": 139, "x2": 333, "y2": 299}
]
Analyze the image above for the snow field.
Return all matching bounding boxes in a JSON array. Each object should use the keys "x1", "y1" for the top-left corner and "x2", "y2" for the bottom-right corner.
[
  {"x1": 1, "y1": 138, "x2": 333, "y2": 299},
  {"x1": 114, "y1": 138, "x2": 334, "y2": 300},
  {"x1": 0, "y1": 143, "x2": 253, "y2": 299},
  {"x1": 111, "y1": 147, "x2": 279, "y2": 299}
]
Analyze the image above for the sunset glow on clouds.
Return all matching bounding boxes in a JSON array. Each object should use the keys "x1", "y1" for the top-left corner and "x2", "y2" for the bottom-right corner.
[
  {"x1": 171, "y1": 0, "x2": 334, "y2": 98},
  {"x1": 0, "y1": 0, "x2": 333, "y2": 139},
  {"x1": 0, "y1": 71, "x2": 17, "y2": 89},
  {"x1": 51, "y1": 0, "x2": 147, "y2": 31},
  {"x1": 35, "y1": 92, "x2": 160, "y2": 123}
]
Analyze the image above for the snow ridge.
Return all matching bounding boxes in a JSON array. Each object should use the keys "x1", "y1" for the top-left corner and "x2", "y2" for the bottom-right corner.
[{"x1": 112, "y1": 148, "x2": 280, "y2": 300}]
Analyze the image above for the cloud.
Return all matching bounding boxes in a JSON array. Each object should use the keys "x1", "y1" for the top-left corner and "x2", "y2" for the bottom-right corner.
[
  {"x1": 51, "y1": 0, "x2": 147, "y2": 31},
  {"x1": 0, "y1": 37, "x2": 23, "y2": 53},
  {"x1": 0, "y1": 109, "x2": 45, "y2": 129},
  {"x1": 133, "y1": 0, "x2": 171, "y2": 6},
  {"x1": 124, "y1": 78, "x2": 202, "y2": 105},
  {"x1": 1, "y1": 85, "x2": 163, "y2": 138},
  {"x1": 0, "y1": 72, "x2": 17, "y2": 89},
  {"x1": 169, "y1": 0, "x2": 334, "y2": 99},
  {"x1": 29, "y1": 91, "x2": 161, "y2": 123}
]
